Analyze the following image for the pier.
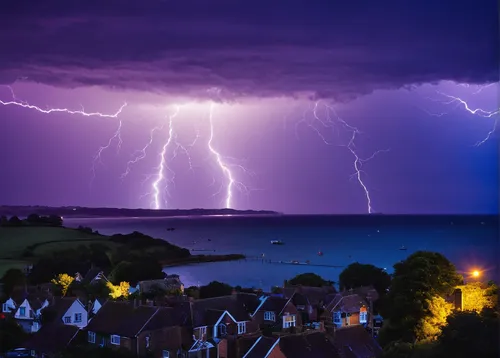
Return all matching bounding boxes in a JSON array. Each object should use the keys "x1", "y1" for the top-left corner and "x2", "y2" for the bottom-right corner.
[{"x1": 245, "y1": 256, "x2": 343, "y2": 268}]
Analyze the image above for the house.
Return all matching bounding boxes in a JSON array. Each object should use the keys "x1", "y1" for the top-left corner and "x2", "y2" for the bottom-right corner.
[
  {"x1": 1, "y1": 297, "x2": 17, "y2": 315},
  {"x1": 242, "y1": 332, "x2": 339, "y2": 358},
  {"x1": 137, "y1": 274, "x2": 185, "y2": 295},
  {"x1": 322, "y1": 293, "x2": 370, "y2": 329},
  {"x1": 23, "y1": 323, "x2": 80, "y2": 358},
  {"x1": 75, "y1": 267, "x2": 109, "y2": 285},
  {"x1": 189, "y1": 293, "x2": 260, "y2": 358},
  {"x1": 84, "y1": 300, "x2": 191, "y2": 357},
  {"x1": 8, "y1": 290, "x2": 50, "y2": 333},
  {"x1": 281, "y1": 285, "x2": 335, "y2": 323},
  {"x1": 89, "y1": 298, "x2": 105, "y2": 316},
  {"x1": 46, "y1": 297, "x2": 89, "y2": 328},
  {"x1": 251, "y1": 296, "x2": 302, "y2": 333}
]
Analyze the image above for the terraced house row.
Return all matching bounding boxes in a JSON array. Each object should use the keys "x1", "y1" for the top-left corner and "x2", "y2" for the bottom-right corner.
[{"x1": 1, "y1": 275, "x2": 382, "y2": 358}]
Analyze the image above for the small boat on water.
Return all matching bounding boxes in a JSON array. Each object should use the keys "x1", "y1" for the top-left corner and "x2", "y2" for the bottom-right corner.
[
  {"x1": 318, "y1": 251, "x2": 324, "y2": 256},
  {"x1": 271, "y1": 240, "x2": 285, "y2": 245},
  {"x1": 166, "y1": 227, "x2": 176, "y2": 231},
  {"x1": 399, "y1": 245, "x2": 407, "y2": 251}
]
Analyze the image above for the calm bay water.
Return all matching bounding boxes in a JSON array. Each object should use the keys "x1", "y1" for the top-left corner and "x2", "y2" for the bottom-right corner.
[{"x1": 64, "y1": 215, "x2": 498, "y2": 290}]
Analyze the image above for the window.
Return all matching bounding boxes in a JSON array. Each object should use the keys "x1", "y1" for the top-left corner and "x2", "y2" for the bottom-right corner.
[
  {"x1": 145, "y1": 335, "x2": 150, "y2": 348},
  {"x1": 237, "y1": 322, "x2": 246, "y2": 335},
  {"x1": 264, "y1": 311, "x2": 275, "y2": 321},
  {"x1": 217, "y1": 324, "x2": 227, "y2": 337},
  {"x1": 2, "y1": 303, "x2": 8, "y2": 312},
  {"x1": 283, "y1": 315, "x2": 296, "y2": 329},
  {"x1": 110, "y1": 335, "x2": 121, "y2": 345},
  {"x1": 64, "y1": 316, "x2": 71, "y2": 324},
  {"x1": 196, "y1": 326, "x2": 207, "y2": 339},
  {"x1": 359, "y1": 311, "x2": 368, "y2": 324},
  {"x1": 88, "y1": 331, "x2": 96, "y2": 343},
  {"x1": 162, "y1": 350, "x2": 170, "y2": 358},
  {"x1": 333, "y1": 311, "x2": 341, "y2": 324},
  {"x1": 19, "y1": 307, "x2": 26, "y2": 317},
  {"x1": 74, "y1": 313, "x2": 82, "y2": 323}
]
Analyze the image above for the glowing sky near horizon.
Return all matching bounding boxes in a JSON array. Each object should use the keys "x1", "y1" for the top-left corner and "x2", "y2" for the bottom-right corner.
[{"x1": 0, "y1": 0, "x2": 498, "y2": 214}]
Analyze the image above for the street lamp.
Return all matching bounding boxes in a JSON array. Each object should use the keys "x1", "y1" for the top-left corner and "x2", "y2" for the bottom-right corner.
[{"x1": 472, "y1": 270, "x2": 480, "y2": 278}]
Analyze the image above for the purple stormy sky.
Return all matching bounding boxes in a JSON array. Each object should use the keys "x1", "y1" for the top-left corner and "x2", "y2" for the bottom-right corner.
[{"x1": 0, "y1": 0, "x2": 498, "y2": 214}]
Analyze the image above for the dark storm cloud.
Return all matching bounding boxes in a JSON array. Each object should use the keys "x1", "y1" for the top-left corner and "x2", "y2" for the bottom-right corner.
[{"x1": 1, "y1": 0, "x2": 498, "y2": 99}]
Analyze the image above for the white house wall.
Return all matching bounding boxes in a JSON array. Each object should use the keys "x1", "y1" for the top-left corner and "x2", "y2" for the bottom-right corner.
[
  {"x1": 2, "y1": 298, "x2": 16, "y2": 313},
  {"x1": 61, "y1": 300, "x2": 89, "y2": 328},
  {"x1": 14, "y1": 299, "x2": 33, "y2": 320}
]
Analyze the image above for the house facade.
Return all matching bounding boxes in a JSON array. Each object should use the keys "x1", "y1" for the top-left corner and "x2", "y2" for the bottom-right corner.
[
  {"x1": 322, "y1": 293, "x2": 370, "y2": 329},
  {"x1": 251, "y1": 296, "x2": 302, "y2": 333}
]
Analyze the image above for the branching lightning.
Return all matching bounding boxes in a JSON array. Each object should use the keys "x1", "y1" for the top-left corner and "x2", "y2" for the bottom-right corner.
[
  {"x1": 424, "y1": 86, "x2": 499, "y2": 146},
  {"x1": 297, "y1": 101, "x2": 390, "y2": 214},
  {"x1": 0, "y1": 86, "x2": 127, "y2": 118},
  {"x1": 90, "y1": 120, "x2": 123, "y2": 186}
]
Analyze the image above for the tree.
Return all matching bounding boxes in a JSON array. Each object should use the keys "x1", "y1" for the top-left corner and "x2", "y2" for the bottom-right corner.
[
  {"x1": 199, "y1": 281, "x2": 233, "y2": 299},
  {"x1": 378, "y1": 251, "x2": 462, "y2": 346},
  {"x1": 433, "y1": 308, "x2": 499, "y2": 358},
  {"x1": 185, "y1": 286, "x2": 200, "y2": 299},
  {"x1": 8, "y1": 216, "x2": 22, "y2": 226},
  {"x1": 51, "y1": 273, "x2": 75, "y2": 296},
  {"x1": 286, "y1": 273, "x2": 333, "y2": 287},
  {"x1": 1, "y1": 268, "x2": 26, "y2": 296},
  {"x1": 339, "y1": 262, "x2": 391, "y2": 295},
  {"x1": 417, "y1": 296, "x2": 453, "y2": 342},
  {"x1": 0, "y1": 317, "x2": 27, "y2": 353},
  {"x1": 456, "y1": 282, "x2": 496, "y2": 312},
  {"x1": 109, "y1": 260, "x2": 164, "y2": 286},
  {"x1": 106, "y1": 281, "x2": 130, "y2": 299}
]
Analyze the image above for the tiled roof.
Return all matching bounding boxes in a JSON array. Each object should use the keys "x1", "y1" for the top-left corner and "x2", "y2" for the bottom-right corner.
[
  {"x1": 258, "y1": 296, "x2": 290, "y2": 314},
  {"x1": 49, "y1": 297, "x2": 80, "y2": 322},
  {"x1": 325, "y1": 294, "x2": 367, "y2": 314},
  {"x1": 279, "y1": 332, "x2": 340, "y2": 358},
  {"x1": 191, "y1": 295, "x2": 252, "y2": 327},
  {"x1": 333, "y1": 325, "x2": 382, "y2": 358},
  {"x1": 23, "y1": 323, "x2": 79, "y2": 353},
  {"x1": 85, "y1": 301, "x2": 161, "y2": 337},
  {"x1": 243, "y1": 336, "x2": 277, "y2": 358}
]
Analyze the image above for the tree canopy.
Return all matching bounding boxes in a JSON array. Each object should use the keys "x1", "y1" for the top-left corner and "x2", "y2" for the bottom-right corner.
[
  {"x1": 339, "y1": 262, "x2": 391, "y2": 295},
  {"x1": 199, "y1": 281, "x2": 233, "y2": 299},
  {"x1": 286, "y1": 273, "x2": 333, "y2": 287},
  {"x1": 378, "y1": 251, "x2": 462, "y2": 346},
  {"x1": 1, "y1": 268, "x2": 26, "y2": 296}
]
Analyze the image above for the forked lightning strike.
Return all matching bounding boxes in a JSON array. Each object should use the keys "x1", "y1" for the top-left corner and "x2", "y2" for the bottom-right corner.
[
  {"x1": 151, "y1": 106, "x2": 181, "y2": 210},
  {"x1": 431, "y1": 89, "x2": 499, "y2": 146},
  {"x1": 1, "y1": 86, "x2": 127, "y2": 118},
  {"x1": 297, "y1": 101, "x2": 389, "y2": 214},
  {"x1": 90, "y1": 120, "x2": 123, "y2": 186}
]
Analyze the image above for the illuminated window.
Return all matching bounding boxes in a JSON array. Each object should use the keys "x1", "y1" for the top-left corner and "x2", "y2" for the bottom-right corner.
[
  {"x1": 359, "y1": 311, "x2": 368, "y2": 324},
  {"x1": 19, "y1": 307, "x2": 26, "y2": 317},
  {"x1": 283, "y1": 314, "x2": 296, "y2": 328},
  {"x1": 110, "y1": 335, "x2": 120, "y2": 345},
  {"x1": 333, "y1": 311, "x2": 341, "y2": 324}
]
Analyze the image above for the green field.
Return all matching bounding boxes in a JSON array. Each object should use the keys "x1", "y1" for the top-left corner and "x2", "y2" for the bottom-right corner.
[{"x1": 0, "y1": 227, "x2": 114, "y2": 277}]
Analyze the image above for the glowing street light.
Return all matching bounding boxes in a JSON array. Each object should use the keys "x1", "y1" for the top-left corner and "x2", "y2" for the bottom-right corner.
[{"x1": 472, "y1": 270, "x2": 480, "y2": 278}]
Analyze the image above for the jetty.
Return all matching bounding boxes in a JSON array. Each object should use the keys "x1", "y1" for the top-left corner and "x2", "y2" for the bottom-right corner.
[{"x1": 245, "y1": 257, "x2": 343, "y2": 268}]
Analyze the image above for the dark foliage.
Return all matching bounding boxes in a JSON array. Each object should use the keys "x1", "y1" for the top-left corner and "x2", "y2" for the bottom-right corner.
[
  {"x1": 109, "y1": 260, "x2": 165, "y2": 286},
  {"x1": 339, "y1": 262, "x2": 391, "y2": 295},
  {"x1": 199, "y1": 281, "x2": 233, "y2": 299},
  {"x1": 1, "y1": 269, "x2": 26, "y2": 296},
  {"x1": 0, "y1": 317, "x2": 27, "y2": 353},
  {"x1": 286, "y1": 273, "x2": 333, "y2": 287}
]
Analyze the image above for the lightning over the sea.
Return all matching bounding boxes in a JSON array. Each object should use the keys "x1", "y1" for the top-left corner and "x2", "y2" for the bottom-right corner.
[
  {"x1": 90, "y1": 120, "x2": 123, "y2": 186},
  {"x1": 425, "y1": 86, "x2": 499, "y2": 146},
  {"x1": 151, "y1": 105, "x2": 181, "y2": 210},
  {"x1": 297, "y1": 101, "x2": 389, "y2": 214}
]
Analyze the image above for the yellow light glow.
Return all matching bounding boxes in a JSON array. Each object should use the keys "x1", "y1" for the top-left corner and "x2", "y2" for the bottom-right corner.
[{"x1": 472, "y1": 270, "x2": 480, "y2": 278}]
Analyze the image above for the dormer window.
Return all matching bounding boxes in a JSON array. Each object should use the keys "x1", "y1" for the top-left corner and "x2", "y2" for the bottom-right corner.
[
  {"x1": 333, "y1": 311, "x2": 341, "y2": 325},
  {"x1": 19, "y1": 307, "x2": 26, "y2": 317},
  {"x1": 283, "y1": 314, "x2": 296, "y2": 328}
]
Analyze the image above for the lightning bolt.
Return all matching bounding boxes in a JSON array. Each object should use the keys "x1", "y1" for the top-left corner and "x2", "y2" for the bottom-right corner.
[
  {"x1": 424, "y1": 87, "x2": 499, "y2": 146},
  {"x1": 297, "y1": 101, "x2": 389, "y2": 214},
  {"x1": 90, "y1": 120, "x2": 123, "y2": 186},
  {"x1": 151, "y1": 105, "x2": 181, "y2": 209},
  {"x1": 121, "y1": 125, "x2": 164, "y2": 179},
  {"x1": 0, "y1": 86, "x2": 127, "y2": 118}
]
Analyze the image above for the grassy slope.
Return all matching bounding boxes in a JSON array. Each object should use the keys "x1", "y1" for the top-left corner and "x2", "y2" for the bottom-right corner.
[{"x1": 0, "y1": 227, "x2": 103, "y2": 259}]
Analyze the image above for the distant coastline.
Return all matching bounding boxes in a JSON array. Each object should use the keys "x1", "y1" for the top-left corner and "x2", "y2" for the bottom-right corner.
[{"x1": 0, "y1": 206, "x2": 281, "y2": 219}]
